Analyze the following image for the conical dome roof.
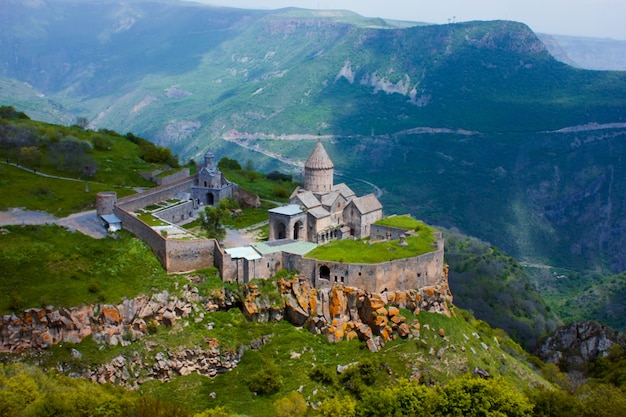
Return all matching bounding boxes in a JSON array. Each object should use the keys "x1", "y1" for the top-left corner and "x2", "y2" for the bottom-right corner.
[{"x1": 305, "y1": 141, "x2": 334, "y2": 170}]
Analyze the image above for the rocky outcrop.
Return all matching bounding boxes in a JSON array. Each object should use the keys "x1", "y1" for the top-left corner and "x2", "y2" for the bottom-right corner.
[
  {"x1": 85, "y1": 335, "x2": 271, "y2": 389},
  {"x1": 0, "y1": 286, "x2": 212, "y2": 353},
  {"x1": 242, "y1": 277, "x2": 453, "y2": 352},
  {"x1": 536, "y1": 321, "x2": 626, "y2": 370}
]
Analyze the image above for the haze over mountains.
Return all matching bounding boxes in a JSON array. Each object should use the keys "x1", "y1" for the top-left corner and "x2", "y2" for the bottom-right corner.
[{"x1": 1, "y1": 0, "x2": 626, "y2": 279}]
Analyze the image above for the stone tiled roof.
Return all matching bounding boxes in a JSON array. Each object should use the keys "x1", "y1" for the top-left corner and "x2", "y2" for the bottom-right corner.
[
  {"x1": 305, "y1": 141, "x2": 334, "y2": 170},
  {"x1": 321, "y1": 190, "x2": 340, "y2": 207},
  {"x1": 333, "y1": 183, "x2": 356, "y2": 200},
  {"x1": 291, "y1": 190, "x2": 321, "y2": 209},
  {"x1": 350, "y1": 193, "x2": 383, "y2": 214},
  {"x1": 308, "y1": 206, "x2": 331, "y2": 219}
]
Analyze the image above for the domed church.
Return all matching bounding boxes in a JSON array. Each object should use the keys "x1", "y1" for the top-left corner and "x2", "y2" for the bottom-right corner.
[{"x1": 268, "y1": 141, "x2": 383, "y2": 243}]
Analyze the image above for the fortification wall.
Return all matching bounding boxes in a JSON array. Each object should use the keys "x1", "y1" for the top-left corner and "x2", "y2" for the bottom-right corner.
[
  {"x1": 154, "y1": 201, "x2": 195, "y2": 224},
  {"x1": 154, "y1": 168, "x2": 191, "y2": 186},
  {"x1": 215, "y1": 244, "x2": 237, "y2": 282},
  {"x1": 164, "y1": 239, "x2": 215, "y2": 273},
  {"x1": 96, "y1": 192, "x2": 117, "y2": 216},
  {"x1": 282, "y1": 236, "x2": 445, "y2": 293},
  {"x1": 113, "y1": 206, "x2": 167, "y2": 266},
  {"x1": 117, "y1": 176, "x2": 196, "y2": 212},
  {"x1": 114, "y1": 205, "x2": 214, "y2": 273}
]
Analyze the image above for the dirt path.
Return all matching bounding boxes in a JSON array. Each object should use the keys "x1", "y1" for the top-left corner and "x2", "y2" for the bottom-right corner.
[{"x1": 0, "y1": 208, "x2": 107, "y2": 239}]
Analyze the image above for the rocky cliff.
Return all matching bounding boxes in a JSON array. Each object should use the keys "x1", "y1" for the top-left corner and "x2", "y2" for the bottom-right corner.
[
  {"x1": 536, "y1": 321, "x2": 626, "y2": 371},
  {"x1": 0, "y1": 276, "x2": 452, "y2": 387}
]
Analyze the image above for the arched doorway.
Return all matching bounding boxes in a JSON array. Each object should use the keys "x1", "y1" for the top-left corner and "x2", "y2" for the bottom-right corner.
[
  {"x1": 207, "y1": 192, "x2": 215, "y2": 206},
  {"x1": 319, "y1": 265, "x2": 330, "y2": 280},
  {"x1": 293, "y1": 221, "x2": 303, "y2": 240}
]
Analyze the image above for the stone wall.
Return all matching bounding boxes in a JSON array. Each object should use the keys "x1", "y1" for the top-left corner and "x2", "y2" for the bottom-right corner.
[
  {"x1": 153, "y1": 201, "x2": 195, "y2": 224},
  {"x1": 215, "y1": 244, "x2": 237, "y2": 282},
  {"x1": 114, "y1": 206, "x2": 167, "y2": 265},
  {"x1": 154, "y1": 168, "x2": 191, "y2": 186},
  {"x1": 281, "y1": 235, "x2": 445, "y2": 293},
  {"x1": 113, "y1": 205, "x2": 214, "y2": 274},
  {"x1": 117, "y1": 176, "x2": 196, "y2": 212},
  {"x1": 164, "y1": 239, "x2": 215, "y2": 273}
]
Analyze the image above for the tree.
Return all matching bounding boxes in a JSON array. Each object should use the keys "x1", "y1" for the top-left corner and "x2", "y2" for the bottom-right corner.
[
  {"x1": 439, "y1": 375, "x2": 533, "y2": 417},
  {"x1": 75, "y1": 116, "x2": 90, "y2": 129},
  {"x1": 199, "y1": 204, "x2": 228, "y2": 241},
  {"x1": 194, "y1": 407, "x2": 232, "y2": 417},
  {"x1": 217, "y1": 157, "x2": 241, "y2": 171},
  {"x1": 317, "y1": 396, "x2": 357, "y2": 417},
  {"x1": 18, "y1": 146, "x2": 41, "y2": 169},
  {"x1": 274, "y1": 391, "x2": 307, "y2": 417}
]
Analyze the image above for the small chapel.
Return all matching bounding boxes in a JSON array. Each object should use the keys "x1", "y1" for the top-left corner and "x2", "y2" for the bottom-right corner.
[
  {"x1": 191, "y1": 149, "x2": 236, "y2": 207},
  {"x1": 268, "y1": 141, "x2": 383, "y2": 244}
]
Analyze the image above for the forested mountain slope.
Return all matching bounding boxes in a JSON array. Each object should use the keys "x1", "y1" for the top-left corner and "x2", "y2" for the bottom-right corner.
[{"x1": 2, "y1": 0, "x2": 626, "y2": 275}]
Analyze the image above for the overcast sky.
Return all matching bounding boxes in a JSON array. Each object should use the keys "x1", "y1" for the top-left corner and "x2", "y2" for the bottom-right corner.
[{"x1": 190, "y1": 0, "x2": 626, "y2": 40}]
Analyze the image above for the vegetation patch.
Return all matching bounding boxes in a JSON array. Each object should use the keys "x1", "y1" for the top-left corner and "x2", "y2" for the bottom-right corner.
[
  {"x1": 374, "y1": 215, "x2": 434, "y2": 232},
  {"x1": 306, "y1": 233, "x2": 437, "y2": 263},
  {"x1": 0, "y1": 225, "x2": 172, "y2": 312}
]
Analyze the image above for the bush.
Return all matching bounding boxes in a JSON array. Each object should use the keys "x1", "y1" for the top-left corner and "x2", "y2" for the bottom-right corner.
[
  {"x1": 272, "y1": 186, "x2": 290, "y2": 199},
  {"x1": 274, "y1": 391, "x2": 306, "y2": 417},
  {"x1": 267, "y1": 171, "x2": 292, "y2": 182},
  {"x1": 217, "y1": 157, "x2": 241, "y2": 171},
  {"x1": 309, "y1": 365, "x2": 335, "y2": 385},
  {"x1": 248, "y1": 364, "x2": 282, "y2": 395}
]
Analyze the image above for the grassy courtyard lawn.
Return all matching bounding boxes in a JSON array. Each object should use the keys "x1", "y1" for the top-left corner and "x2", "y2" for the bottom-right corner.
[
  {"x1": 0, "y1": 163, "x2": 136, "y2": 217},
  {"x1": 306, "y1": 233, "x2": 438, "y2": 264},
  {"x1": 221, "y1": 168, "x2": 298, "y2": 203},
  {"x1": 0, "y1": 225, "x2": 172, "y2": 313},
  {"x1": 374, "y1": 215, "x2": 434, "y2": 232},
  {"x1": 223, "y1": 201, "x2": 276, "y2": 229}
]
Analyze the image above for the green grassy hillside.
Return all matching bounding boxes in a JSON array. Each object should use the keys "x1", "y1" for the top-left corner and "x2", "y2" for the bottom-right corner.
[{"x1": 3, "y1": 1, "x2": 626, "y2": 279}]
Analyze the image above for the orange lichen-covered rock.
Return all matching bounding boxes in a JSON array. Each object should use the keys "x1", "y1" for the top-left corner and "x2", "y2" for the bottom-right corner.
[
  {"x1": 101, "y1": 306, "x2": 121, "y2": 325},
  {"x1": 388, "y1": 306, "x2": 400, "y2": 317},
  {"x1": 368, "y1": 293, "x2": 386, "y2": 310},
  {"x1": 390, "y1": 315, "x2": 406, "y2": 325},
  {"x1": 309, "y1": 289, "x2": 317, "y2": 313},
  {"x1": 373, "y1": 315, "x2": 387, "y2": 328},
  {"x1": 398, "y1": 323, "x2": 411, "y2": 338},
  {"x1": 381, "y1": 326, "x2": 392, "y2": 341},
  {"x1": 243, "y1": 301, "x2": 258, "y2": 315},
  {"x1": 334, "y1": 328, "x2": 345, "y2": 341},
  {"x1": 347, "y1": 330, "x2": 358, "y2": 341},
  {"x1": 375, "y1": 307, "x2": 388, "y2": 317},
  {"x1": 329, "y1": 286, "x2": 347, "y2": 319}
]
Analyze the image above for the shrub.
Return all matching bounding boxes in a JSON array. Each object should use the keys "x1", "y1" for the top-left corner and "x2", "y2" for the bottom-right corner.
[
  {"x1": 274, "y1": 391, "x2": 306, "y2": 417},
  {"x1": 309, "y1": 365, "x2": 335, "y2": 385},
  {"x1": 272, "y1": 186, "x2": 290, "y2": 199},
  {"x1": 267, "y1": 171, "x2": 292, "y2": 182},
  {"x1": 248, "y1": 364, "x2": 282, "y2": 395},
  {"x1": 217, "y1": 157, "x2": 241, "y2": 171}
]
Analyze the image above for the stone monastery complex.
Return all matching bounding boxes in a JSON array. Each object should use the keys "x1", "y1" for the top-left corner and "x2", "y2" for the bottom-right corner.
[{"x1": 97, "y1": 141, "x2": 446, "y2": 293}]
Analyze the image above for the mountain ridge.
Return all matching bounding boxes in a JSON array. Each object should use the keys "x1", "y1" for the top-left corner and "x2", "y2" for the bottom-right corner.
[{"x1": 2, "y1": 0, "x2": 626, "y2": 275}]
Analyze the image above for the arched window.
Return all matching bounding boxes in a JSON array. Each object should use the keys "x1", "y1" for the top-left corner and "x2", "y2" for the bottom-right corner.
[{"x1": 319, "y1": 265, "x2": 330, "y2": 280}]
